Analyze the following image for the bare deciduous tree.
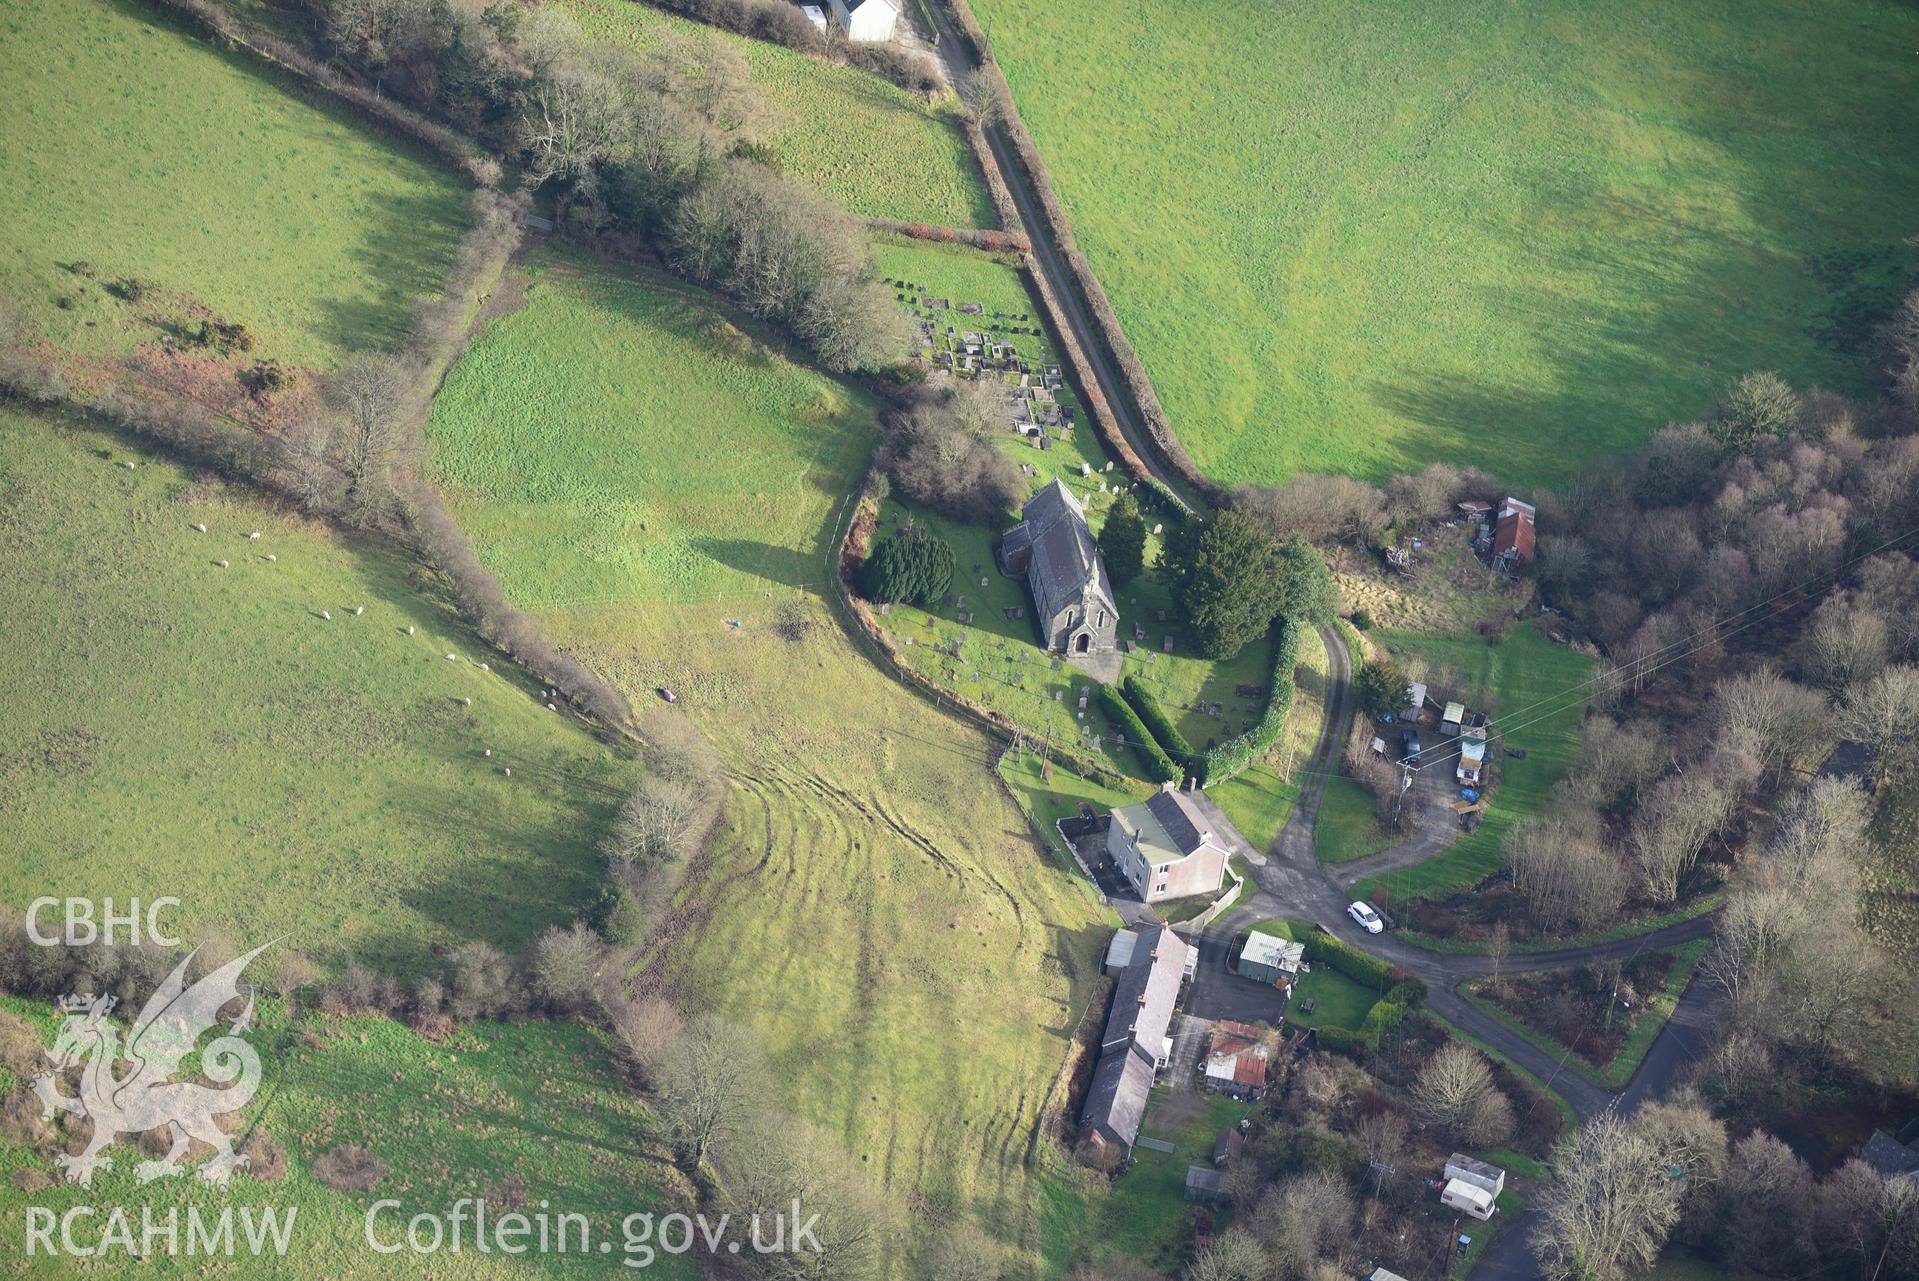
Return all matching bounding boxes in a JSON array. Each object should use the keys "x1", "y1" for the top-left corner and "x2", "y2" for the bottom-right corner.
[
  {"x1": 324, "y1": 351, "x2": 413, "y2": 511},
  {"x1": 1630, "y1": 771, "x2": 1733, "y2": 902},
  {"x1": 1410, "y1": 1043, "x2": 1494, "y2": 1137},
  {"x1": 1533, "y1": 1109, "x2": 1687, "y2": 1281},
  {"x1": 1834, "y1": 664, "x2": 1919, "y2": 786},
  {"x1": 1185, "y1": 1229, "x2": 1269, "y2": 1281},
  {"x1": 656, "y1": 1013, "x2": 765, "y2": 1172}
]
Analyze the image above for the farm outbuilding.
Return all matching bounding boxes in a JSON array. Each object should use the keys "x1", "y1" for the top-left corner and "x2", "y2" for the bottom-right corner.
[
  {"x1": 828, "y1": 0, "x2": 900, "y2": 42},
  {"x1": 1236, "y1": 932, "x2": 1303, "y2": 985},
  {"x1": 1492, "y1": 497, "x2": 1537, "y2": 571}
]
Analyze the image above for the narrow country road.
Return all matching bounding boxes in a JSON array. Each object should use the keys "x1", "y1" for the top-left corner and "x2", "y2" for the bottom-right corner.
[
  {"x1": 917, "y1": 2, "x2": 1200, "y2": 513},
  {"x1": 1187, "y1": 624, "x2": 1721, "y2": 1279}
]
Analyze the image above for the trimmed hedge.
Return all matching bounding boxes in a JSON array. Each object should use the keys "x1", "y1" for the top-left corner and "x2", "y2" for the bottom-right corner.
[
  {"x1": 1201, "y1": 617, "x2": 1304, "y2": 783},
  {"x1": 1121, "y1": 675, "x2": 1196, "y2": 770},
  {"x1": 1303, "y1": 933, "x2": 1395, "y2": 989},
  {"x1": 1098, "y1": 685, "x2": 1180, "y2": 783}
]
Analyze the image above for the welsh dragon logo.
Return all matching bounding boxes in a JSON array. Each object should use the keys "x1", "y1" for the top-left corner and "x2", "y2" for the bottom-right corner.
[{"x1": 30, "y1": 942, "x2": 273, "y2": 1187}]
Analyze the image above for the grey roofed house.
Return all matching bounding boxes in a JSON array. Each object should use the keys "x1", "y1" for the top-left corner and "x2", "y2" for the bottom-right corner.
[
  {"x1": 998, "y1": 480, "x2": 1119, "y2": 657},
  {"x1": 1863, "y1": 1130, "x2": 1919, "y2": 1184},
  {"x1": 1078, "y1": 925, "x2": 1191, "y2": 1156}
]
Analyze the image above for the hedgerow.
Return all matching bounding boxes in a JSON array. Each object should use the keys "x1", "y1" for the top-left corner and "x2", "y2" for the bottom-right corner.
[
  {"x1": 1121, "y1": 674, "x2": 1195, "y2": 771},
  {"x1": 1098, "y1": 684, "x2": 1180, "y2": 783},
  {"x1": 1303, "y1": 932, "x2": 1395, "y2": 988},
  {"x1": 1201, "y1": 616, "x2": 1304, "y2": 782}
]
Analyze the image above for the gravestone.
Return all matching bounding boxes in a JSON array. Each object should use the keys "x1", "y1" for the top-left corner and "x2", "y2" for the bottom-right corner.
[{"x1": 1163, "y1": 636, "x2": 1174, "y2": 652}]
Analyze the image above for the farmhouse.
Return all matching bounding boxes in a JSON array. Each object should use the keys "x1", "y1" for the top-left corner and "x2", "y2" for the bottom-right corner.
[
  {"x1": 1202, "y1": 1020, "x2": 1276, "y2": 1100},
  {"x1": 1236, "y1": 931, "x2": 1304, "y2": 986},
  {"x1": 826, "y1": 0, "x2": 901, "y2": 41},
  {"x1": 1106, "y1": 789, "x2": 1228, "y2": 902},
  {"x1": 1077, "y1": 925, "x2": 1191, "y2": 1164},
  {"x1": 1492, "y1": 497, "x2": 1537, "y2": 572},
  {"x1": 998, "y1": 480, "x2": 1119, "y2": 657}
]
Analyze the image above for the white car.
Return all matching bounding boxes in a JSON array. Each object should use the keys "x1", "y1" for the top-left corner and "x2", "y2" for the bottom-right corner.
[{"x1": 1347, "y1": 901, "x2": 1385, "y2": 934}]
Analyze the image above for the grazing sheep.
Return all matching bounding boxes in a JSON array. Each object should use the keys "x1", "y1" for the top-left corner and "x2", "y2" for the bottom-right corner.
[
  {"x1": 484, "y1": 749, "x2": 492, "y2": 757},
  {"x1": 121, "y1": 461, "x2": 136, "y2": 470},
  {"x1": 353, "y1": 606, "x2": 364, "y2": 616},
  {"x1": 192, "y1": 523, "x2": 207, "y2": 533},
  {"x1": 321, "y1": 610, "x2": 332, "y2": 621},
  {"x1": 247, "y1": 531, "x2": 261, "y2": 540},
  {"x1": 477, "y1": 663, "x2": 488, "y2": 672},
  {"x1": 215, "y1": 559, "x2": 229, "y2": 568},
  {"x1": 503, "y1": 767, "x2": 512, "y2": 777},
  {"x1": 445, "y1": 653, "x2": 457, "y2": 661},
  {"x1": 263, "y1": 554, "x2": 277, "y2": 563},
  {"x1": 462, "y1": 697, "x2": 472, "y2": 707},
  {"x1": 546, "y1": 702, "x2": 558, "y2": 712}
]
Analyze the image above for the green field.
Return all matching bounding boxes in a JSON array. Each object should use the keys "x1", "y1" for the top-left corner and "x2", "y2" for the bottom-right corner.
[
  {"x1": 553, "y1": 0, "x2": 990, "y2": 227},
  {"x1": 422, "y1": 243, "x2": 1111, "y2": 1272},
  {"x1": 1315, "y1": 775, "x2": 1396, "y2": 864},
  {"x1": 1207, "y1": 627, "x2": 1331, "y2": 849},
  {"x1": 0, "y1": 0, "x2": 469, "y2": 370},
  {"x1": 428, "y1": 244, "x2": 878, "y2": 608},
  {"x1": 1, "y1": 997, "x2": 689, "y2": 1279},
  {"x1": 972, "y1": 0, "x2": 1919, "y2": 487},
  {"x1": 0, "y1": 408, "x2": 639, "y2": 971},
  {"x1": 1356, "y1": 624, "x2": 1593, "y2": 907}
]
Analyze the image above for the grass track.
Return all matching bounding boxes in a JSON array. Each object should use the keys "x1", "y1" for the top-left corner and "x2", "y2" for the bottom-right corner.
[
  {"x1": 0, "y1": 0, "x2": 469, "y2": 369},
  {"x1": 972, "y1": 0, "x2": 1919, "y2": 487}
]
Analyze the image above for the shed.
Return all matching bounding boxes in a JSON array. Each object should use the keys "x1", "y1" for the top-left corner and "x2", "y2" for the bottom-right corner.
[
  {"x1": 800, "y1": 3, "x2": 827, "y2": 27},
  {"x1": 1212, "y1": 1128, "x2": 1244, "y2": 1167},
  {"x1": 1203, "y1": 1020, "x2": 1276, "y2": 1101},
  {"x1": 1103, "y1": 928, "x2": 1139, "y2": 977},
  {"x1": 1237, "y1": 932, "x2": 1304, "y2": 985},
  {"x1": 1404, "y1": 681, "x2": 1428, "y2": 722},
  {"x1": 1184, "y1": 1165, "x2": 1222, "y2": 1201},
  {"x1": 1445, "y1": 1153, "x2": 1506, "y2": 1198},
  {"x1": 1368, "y1": 1271, "x2": 1414, "y2": 1281},
  {"x1": 1443, "y1": 701, "x2": 1466, "y2": 729}
]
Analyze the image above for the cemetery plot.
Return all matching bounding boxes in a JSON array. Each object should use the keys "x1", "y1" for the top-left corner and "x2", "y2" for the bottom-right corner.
[
  {"x1": 871, "y1": 495, "x2": 1273, "y2": 779},
  {"x1": 875, "y1": 239, "x2": 1116, "y2": 482}
]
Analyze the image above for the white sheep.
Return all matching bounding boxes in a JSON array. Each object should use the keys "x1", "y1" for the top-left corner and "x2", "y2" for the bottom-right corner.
[
  {"x1": 263, "y1": 554, "x2": 277, "y2": 563},
  {"x1": 484, "y1": 748, "x2": 493, "y2": 758},
  {"x1": 462, "y1": 697, "x2": 472, "y2": 707},
  {"x1": 503, "y1": 767, "x2": 512, "y2": 777},
  {"x1": 547, "y1": 702, "x2": 559, "y2": 712},
  {"x1": 121, "y1": 461, "x2": 136, "y2": 470},
  {"x1": 445, "y1": 653, "x2": 457, "y2": 661},
  {"x1": 405, "y1": 625, "x2": 415, "y2": 636},
  {"x1": 477, "y1": 662, "x2": 488, "y2": 672},
  {"x1": 192, "y1": 523, "x2": 207, "y2": 533},
  {"x1": 215, "y1": 559, "x2": 229, "y2": 568},
  {"x1": 353, "y1": 606, "x2": 364, "y2": 616},
  {"x1": 321, "y1": 610, "x2": 332, "y2": 621},
  {"x1": 247, "y1": 531, "x2": 261, "y2": 541}
]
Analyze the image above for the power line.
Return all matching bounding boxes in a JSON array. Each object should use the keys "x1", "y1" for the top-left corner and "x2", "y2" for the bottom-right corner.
[{"x1": 1405, "y1": 519, "x2": 1919, "y2": 773}]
